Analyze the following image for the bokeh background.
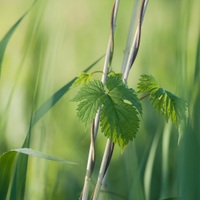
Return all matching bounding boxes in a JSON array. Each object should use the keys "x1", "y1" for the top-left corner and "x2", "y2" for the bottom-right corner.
[{"x1": 0, "y1": 0, "x2": 199, "y2": 199}]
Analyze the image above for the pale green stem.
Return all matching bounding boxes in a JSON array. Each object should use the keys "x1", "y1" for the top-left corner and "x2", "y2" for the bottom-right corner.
[
  {"x1": 92, "y1": 139, "x2": 112, "y2": 199},
  {"x1": 80, "y1": 1, "x2": 120, "y2": 199}
]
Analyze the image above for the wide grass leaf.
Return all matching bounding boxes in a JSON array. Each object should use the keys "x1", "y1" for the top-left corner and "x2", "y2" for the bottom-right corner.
[
  {"x1": 0, "y1": 148, "x2": 76, "y2": 200},
  {"x1": 9, "y1": 56, "x2": 103, "y2": 200}
]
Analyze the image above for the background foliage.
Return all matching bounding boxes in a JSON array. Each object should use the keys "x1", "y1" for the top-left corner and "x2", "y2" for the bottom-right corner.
[{"x1": 0, "y1": 0, "x2": 199, "y2": 199}]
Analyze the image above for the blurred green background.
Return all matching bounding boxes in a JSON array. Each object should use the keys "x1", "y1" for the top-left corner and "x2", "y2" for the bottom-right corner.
[{"x1": 0, "y1": 0, "x2": 199, "y2": 199}]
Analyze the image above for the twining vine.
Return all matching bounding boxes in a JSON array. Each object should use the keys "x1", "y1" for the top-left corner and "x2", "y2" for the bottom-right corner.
[{"x1": 71, "y1": 0, "x2": 188, "y2": 199}]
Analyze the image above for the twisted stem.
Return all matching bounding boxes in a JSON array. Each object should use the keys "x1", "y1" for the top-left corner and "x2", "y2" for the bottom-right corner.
[
  {"x1": 80, "y1": 1, "x2": 120, "y2": 199},
  {"x1": 92, "y1": 0, "x2": 149, "y2": 199}
]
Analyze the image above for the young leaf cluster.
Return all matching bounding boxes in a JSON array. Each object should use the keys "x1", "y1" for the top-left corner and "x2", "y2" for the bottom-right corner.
[
  {"x1": 137, "y1": 74, "x2": 188, "y2": 126},
  {"x1": 73, "y1": 72, "x2": 93, "y2": 87},
  {"x1": 72, "y1": 75, "x2": 141, "y2": 149}
]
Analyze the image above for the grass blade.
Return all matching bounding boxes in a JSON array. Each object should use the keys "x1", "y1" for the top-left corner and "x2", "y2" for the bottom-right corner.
[
  {"x1": 14, "y1": 148, "x2": 77, "y2": 165},
  {"x1": 0, "y1": 148, "x2": 76, "y2": 200},
  {"x1": 9, "y1": 154, "x2": 28, "y2": 200},
  {"x1": 0, "y1": 1, "x2": 36, "y2": 75},
  {"x1": 144, "y1": 129, "x2": 162, "y2": 200},
  {"x1": 0, "y1": 16, "x2": 24, "y2": 75},
  {"x1": 31, "y1": 55, "x2": 104, "y2": 126}
]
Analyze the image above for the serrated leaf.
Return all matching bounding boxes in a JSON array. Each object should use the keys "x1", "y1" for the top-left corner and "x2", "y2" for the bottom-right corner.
[
  {"x1": 137, "y1": 74, "x2": 188, "y2": 126},
  {"x1": 72, "y1": 76, "x2": 141, "y2": 148},
  {"x1": 137, "y1": 74, "x2": 159, "y2": 93},
  {"x1": 72, "y1": 72, "x2": 92, "y2": 87},
  {"x1": 106, "y1": 76, "x2": 142, "y2": 114},
  {"x1": 72, "y1": 80, "x2": 106, "y2": 127},
  {"x1": 164, "y1": 91, "x2": 188, "y2": 125},
  {"x1": 101, "y1": 76, "x2": 141, "y2": 148},
  {"x1": 100, "y1": 98, "x2": 139, "y2": 148}
]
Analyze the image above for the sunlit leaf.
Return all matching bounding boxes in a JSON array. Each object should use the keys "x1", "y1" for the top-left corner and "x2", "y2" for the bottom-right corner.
[
  {"x1": 106, "y1": 76, "x2": 142, "y2": 114},
  {"x1": 72, "y1": 79, "x2": 106, "y2": 127},
  {"x1": 137, "y1": 74, "x2": 188, "y2": 126},
  {"x1": 72, "y1": 72, "x2": 93, "y2": 87},
  {"x1": 137, "y1": 74, "x2": 159, "y2": 93}
]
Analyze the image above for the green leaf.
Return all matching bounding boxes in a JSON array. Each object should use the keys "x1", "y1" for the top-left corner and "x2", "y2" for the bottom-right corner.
[
  {"x1": 73, "y1": 76, "x2": 141, "y2": 148},
  {"x1": 137, "y1": 74, "x2": 159, "y2": 93},
  {"x1": 137, "y1": 74, "x2": 188, "y2": 126},
  {"x1": 101, "y1": 100, "x2": 139, "y2": 148},
  {"x1": 101, "y1": 76, "x2": 141, "y2": 148},
  {"x1": 106, "y1": 76, "x2": 142, "y2": 114},
  {"x1": 72, "y1": 72, "x2": 93, "y2": 87},
  {"x1": 72, "y1": 79, "x2": 106, "y2": 127},
  {"x1": 164, "y1": 91, "x2": 188, "y2": 125}
]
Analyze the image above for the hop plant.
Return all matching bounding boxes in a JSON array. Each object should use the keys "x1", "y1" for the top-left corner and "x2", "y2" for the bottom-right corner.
[{"x1": 72, "y1": 74, "x2": 142, "y2": 149}]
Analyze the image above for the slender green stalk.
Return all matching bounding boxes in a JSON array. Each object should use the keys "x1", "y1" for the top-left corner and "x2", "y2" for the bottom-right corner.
[{"x1": 80, "y1": 1, "x2": 120, "y2": 199}]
